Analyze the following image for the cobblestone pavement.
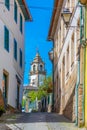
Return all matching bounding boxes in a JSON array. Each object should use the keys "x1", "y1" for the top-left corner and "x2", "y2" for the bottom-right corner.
[{"x1": 0, "y1": 112, "x2": 86, "y2": 130}]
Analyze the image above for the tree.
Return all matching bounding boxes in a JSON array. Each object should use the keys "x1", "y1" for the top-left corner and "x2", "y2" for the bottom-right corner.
[
  {"x1": 28, "y1": 91, "x2": 37, "y2": 102},
  {"x1": 39, "y1": 76, "x2": 53, "y2": 93},
  {"x1": 27, "y1": 76, "x2": 53, "y2": 102}
]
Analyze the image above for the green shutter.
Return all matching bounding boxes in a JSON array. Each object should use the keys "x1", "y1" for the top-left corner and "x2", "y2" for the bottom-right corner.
[
  {"x1": 20, "y1": 49, "x2": 22, "y2": 68},
  {"x1": 4, "y1": 26, "x2": 9, "y2": 52},
  {"x1": 14, "y1": 39, "x2": 17, "y2": 60},
  {"x1": 20, "y1": 14, "x2": 23, "y2": 33},
  {"x1": 14, "y1": 0, "x2": 17, "y2": 23},
  {"x1": 5, "y1": 0, "x2": 10, "y2": 10}
]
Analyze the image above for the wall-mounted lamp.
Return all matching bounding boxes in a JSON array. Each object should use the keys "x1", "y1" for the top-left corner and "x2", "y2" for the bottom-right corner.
[
  {"x1": 79, "y1": 0, "x2": 87, "y2": 5},
  {"x1": 61, "y1": 8, "x2": 72, "y2": 27},
  {"x1": 48, "y1": 49, "x2": 53, "y2": 63}
]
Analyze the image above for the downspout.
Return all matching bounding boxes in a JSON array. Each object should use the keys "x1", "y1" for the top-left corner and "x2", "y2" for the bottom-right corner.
[
  {"x1": 82, "y1": 5, "x2": 86, "y2": 126},
  {"x1": 83, "y1": 47, "x2": 86, "y2": 125},
  {"x1": 75, "y1": 57, "x2": 80, "y2": 125},
  {"x1": 75, "y1": 5, "x2": 81, "y2": 126}
]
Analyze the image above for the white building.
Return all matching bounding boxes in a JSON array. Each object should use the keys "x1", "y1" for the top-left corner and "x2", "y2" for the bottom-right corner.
[
  {"x1": 0, "y1": 0, "x2": 31, "y2": 109},
  {"x1": 29, "y1": 52, "x2": 46, "y2": 88}
]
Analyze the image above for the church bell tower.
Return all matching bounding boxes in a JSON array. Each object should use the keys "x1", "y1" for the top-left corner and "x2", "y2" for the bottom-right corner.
[{"x1": 29, "y1": 52, "x2": 46, "y2": 88}]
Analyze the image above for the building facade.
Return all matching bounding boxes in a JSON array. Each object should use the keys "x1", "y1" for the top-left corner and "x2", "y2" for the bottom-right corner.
[
  {"x1": 48, "y1": 0, "x2": 84, "y2": 125},
  {"x1": 29, "y1": 52, "x2": 46, "y2": 88},
  {"x1": 0, "y1": 0, "x2": 31, "y2": 110}
]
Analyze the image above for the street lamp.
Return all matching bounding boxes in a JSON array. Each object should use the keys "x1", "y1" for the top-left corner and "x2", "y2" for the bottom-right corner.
[
  {"x1": 48, "y1": 49, "x2": 53, "y2": 63},
  {"x1": 61, "y1": 8, "x2": 72, "y2": 27},
  {"x1": 79, "y1": 0, "x2": 87, "y2": 5}
]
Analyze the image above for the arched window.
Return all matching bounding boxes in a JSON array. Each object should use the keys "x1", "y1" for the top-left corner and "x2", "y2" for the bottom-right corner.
[
  {"x1": 40, "y1": 64, "x2": 43, "y2": 71},
  {"x1": 33, "y1": 65, "x2": 36, "y2": 72}
]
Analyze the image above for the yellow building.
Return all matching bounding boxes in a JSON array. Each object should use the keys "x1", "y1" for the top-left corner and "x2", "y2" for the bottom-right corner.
[
  {"x1": 85, "y1": 6, "x2": 87, "y2": 127},
  {"x1": 80, "y1": 0, "x2": 87, "y2": 127}
]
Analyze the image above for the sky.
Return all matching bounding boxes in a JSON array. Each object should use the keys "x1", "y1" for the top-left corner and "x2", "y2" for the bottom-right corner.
[{"x1": 24, "y1": 0, "x2": 54, "y2": 85}]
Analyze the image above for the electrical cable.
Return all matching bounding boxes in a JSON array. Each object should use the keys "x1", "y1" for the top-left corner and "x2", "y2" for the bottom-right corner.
[{"x1": 0, "y1": 1, "x2": 82, "y2": 11}]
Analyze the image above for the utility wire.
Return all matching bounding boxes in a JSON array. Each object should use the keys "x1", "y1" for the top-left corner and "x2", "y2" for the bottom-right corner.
[{"x1": 0, "y1": 1, "x2": 81, "y2": 11}]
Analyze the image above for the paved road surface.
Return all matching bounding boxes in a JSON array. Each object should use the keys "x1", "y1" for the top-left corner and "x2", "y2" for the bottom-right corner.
[{"x1": 0, "y1": 112, "x2": 86, "y2": 130}]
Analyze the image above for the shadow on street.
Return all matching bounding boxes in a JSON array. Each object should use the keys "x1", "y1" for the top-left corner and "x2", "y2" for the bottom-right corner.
[{"x1": 0, "y1": 112, "x2": 72, "y2": 124}]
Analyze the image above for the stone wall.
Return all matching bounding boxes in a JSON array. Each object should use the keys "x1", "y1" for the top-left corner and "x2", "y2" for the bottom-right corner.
[
  {"x1": 78, "y1": 85, "x2": 84, "y2": 127},
  {"x1": 63, "y1": 88, "x2": 75, "y2": 121},
  {"x1": 63, "y1": 66, "x2": 77, "y2": 121}
]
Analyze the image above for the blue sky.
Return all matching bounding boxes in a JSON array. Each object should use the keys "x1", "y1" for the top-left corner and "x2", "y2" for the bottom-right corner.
[{"x1": 24, "y1": 0, "x2": 54, "y2": 84}]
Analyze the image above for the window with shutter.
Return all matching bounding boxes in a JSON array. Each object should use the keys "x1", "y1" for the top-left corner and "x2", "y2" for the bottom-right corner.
[
  {"x1": 19, "y1": 49, "x2": 22, "y2": 68},
  {"x1": 14, "y1": 0, "x2": 17, "y2": 23},
  {"x1": 20, "y1": 14, "x2": 23, "y2": 33},
  {"x1": 4, "y1": 26, "x2": 9, "y2": 52},
  {"x1": 71, "y1": 33, "x2": 74, "y2": 68},
  {"x1": 14, "y1": 39, "x2": 17, "y2": 61},
  {"x1": 5, "y1": 0, "x2": 10, "y2": 10}
]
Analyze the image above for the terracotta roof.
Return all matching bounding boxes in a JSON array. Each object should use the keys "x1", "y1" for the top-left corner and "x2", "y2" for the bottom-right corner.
[
  {"x1": 17, "y1": 0, "x2": 32, "y2": 21},
  {"x1": 48, "y1": 0, "x2": 63, "y2": 40}
]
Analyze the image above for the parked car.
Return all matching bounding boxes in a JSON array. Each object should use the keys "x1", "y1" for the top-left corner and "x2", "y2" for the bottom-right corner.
[{"x1": 22, "y1": 107, "x2": 25, "y2": 112}]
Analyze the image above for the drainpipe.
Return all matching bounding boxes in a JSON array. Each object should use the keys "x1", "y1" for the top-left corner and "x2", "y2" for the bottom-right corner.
[
  {"x1": 78, "y1": 5, "x2": 86, "y2": 126},
  {"x1": 83, "y1": 46, "x2": 85, "y2": 125},
  {"x1": 75, "y1": 57, "x2": 80, "y2": 125},
  {"x1": 80, "y1": 5, "x2": 86, "y2": 126}
]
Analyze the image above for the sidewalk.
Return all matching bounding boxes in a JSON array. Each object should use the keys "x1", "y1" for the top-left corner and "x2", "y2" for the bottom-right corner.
[
  {"x1": 46, "y1": 113, "x2": 87, "y2": 130},
  {"x1": 47, "y1": 122, "x2": 86, "y2": 130},
  {"x1": 0, "y1": 112, "x2": 21, "y2": 130},
  {"x1": 0, "y1": 124, "x2": 11, "y2": 130}
]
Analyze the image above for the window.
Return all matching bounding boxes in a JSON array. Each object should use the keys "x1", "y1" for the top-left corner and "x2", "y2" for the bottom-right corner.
[
  {"x1": 19, "y1": 49, "x2": 22, "y2": 68},
  {"x1": 5, "y1": 0, "x2": 10, "y2": 10},
  {"x1": 76, "y1": 19, "x2": 80, "y2": 55},
  {"x1": 14, "y1": 0, "x2": 17, "y2": 23},
  {"x1": 33, "y1": 65, "x2": 36, "y2": 72},
  {"x1": 20, "y1": 14, "x2": 23, "y2": 33},
  {"x1": 14, "y1": 39, "x2": 17, "y2": 61},
  {"x1": 40, "y1": 65, "x2": 43, "y2": 71},
  {"x1": 32, "y1": 79, "x2": 35, "y2": 85},
  {"x1": 4, "y1": 26, "x2": 9, "y2": 52},
  {"x1": 66, "y1": 46, "x2": 69, "y2": 77},
  {"x1": 71, "y1": 33, "x2": 74, "y2": 67}
]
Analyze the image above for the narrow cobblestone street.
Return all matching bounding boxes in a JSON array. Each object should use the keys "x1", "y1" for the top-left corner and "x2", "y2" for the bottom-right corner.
[{"x1": 0, "y1": 112, "x2": 86, "y2": 130}]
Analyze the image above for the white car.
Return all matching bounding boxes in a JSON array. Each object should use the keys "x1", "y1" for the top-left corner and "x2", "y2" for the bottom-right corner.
[{"x1": 22, "y1": 107, "x2": 25, "y2": 112}]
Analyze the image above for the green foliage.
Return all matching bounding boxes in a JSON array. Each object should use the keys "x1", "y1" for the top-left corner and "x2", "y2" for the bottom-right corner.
[
  {"x1": 28, "y1": 76, "x2": 53, "y2": 102},
  {"x1": 0, "y1": 105, "x2": 5, "y2": 113},
  {"x1": 22, "y1": 98, "x2": 26, "y2": 107},
  {"x1": 37, "y1": 88, "x2": 47, "y2": 100},
  {"x1": 39, "y1": 76, "x2": 53, "y2": 93},
  {"x1": 28, "y1": 91, "x2": 37, "y2": 102}
]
